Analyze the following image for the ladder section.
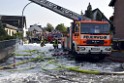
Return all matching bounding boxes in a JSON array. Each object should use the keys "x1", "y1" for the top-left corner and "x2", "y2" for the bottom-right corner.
[{"x1": 29, "y1": 0, "x2": 82, "y2": 20}]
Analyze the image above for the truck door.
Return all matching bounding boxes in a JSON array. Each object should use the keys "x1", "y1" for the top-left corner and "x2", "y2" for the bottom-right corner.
[{"x1": 73, "y1": 23, "x2": 80, "y2": 44}]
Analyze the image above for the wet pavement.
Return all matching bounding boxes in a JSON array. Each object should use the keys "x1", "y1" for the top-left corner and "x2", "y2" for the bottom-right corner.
[{"x1": 0, "y1": 71, "x2": 124, "y2": 83}]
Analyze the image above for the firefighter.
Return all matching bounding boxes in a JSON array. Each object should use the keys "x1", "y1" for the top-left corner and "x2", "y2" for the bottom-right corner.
[
  {"x1": 40, "y1": 35, "x2": 45, "y2": 47},
  {"x1": 53, "y1": 38, "x2": 59, "y2": 49}
]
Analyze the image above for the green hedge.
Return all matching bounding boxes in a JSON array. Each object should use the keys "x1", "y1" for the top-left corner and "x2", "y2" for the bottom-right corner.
[{"x1": 0, "y1": 35, "x2": 16, "y2": 41}]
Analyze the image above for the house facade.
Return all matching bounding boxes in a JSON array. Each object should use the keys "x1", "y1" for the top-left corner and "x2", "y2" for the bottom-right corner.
[
  {"x1": 28, "y1": 24, "x2": 44, "y2": 38},
  {"x1": 109, "y1": 0, "x2": 124, "y2": 39},
  {"x1": 4, "y1": 24, "x2": 18, "y2": 36}
]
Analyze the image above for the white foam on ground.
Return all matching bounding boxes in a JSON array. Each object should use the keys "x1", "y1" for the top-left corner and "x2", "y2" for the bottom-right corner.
[{"x1": 0, "y1": 43, "x2": 122, "y2": 81}]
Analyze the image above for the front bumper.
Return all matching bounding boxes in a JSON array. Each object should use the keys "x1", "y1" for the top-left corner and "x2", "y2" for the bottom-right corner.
[{"x1": 76, "y1": 46, "x2": 112, "y2": 54}]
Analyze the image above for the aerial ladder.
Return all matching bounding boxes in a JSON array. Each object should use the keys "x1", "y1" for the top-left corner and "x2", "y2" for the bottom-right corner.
[{"x1": 29, "y1": 0, "x2": 89, "y2": 21}]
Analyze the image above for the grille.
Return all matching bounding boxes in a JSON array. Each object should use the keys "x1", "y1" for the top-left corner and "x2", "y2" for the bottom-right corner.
[{"x1": 87, "y1": 40, "x2": 104, "y2": 45}]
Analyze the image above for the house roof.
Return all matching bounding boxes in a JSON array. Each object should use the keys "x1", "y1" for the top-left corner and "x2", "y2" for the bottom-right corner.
[
  {"x1": 28, "y1": 24, "x2": 43, "y2": 32},
  {"x1": 92, "y1": 8, "x2": 112, "y2": 25},
  {"x1": 0, "y1": 15, "x2": 26, "y2": 30},
  {"x1": 109, "y1": 0, "x2": 116, "y2": 6},
  {"x1": 5, "y1": 24, "x2": 18, "y2": 30}
]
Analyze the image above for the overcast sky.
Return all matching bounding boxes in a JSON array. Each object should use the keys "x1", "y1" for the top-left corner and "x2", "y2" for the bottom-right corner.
[{"x1": 0, "y1": 0, "x2": 113, "y2": 28}]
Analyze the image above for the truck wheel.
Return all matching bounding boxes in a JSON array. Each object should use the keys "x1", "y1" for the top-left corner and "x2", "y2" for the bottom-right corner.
[{"x1": 71, "y1": 44, "x2": 81, "y2": 60}]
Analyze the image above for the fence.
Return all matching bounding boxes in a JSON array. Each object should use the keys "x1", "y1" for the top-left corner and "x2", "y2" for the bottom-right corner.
[{"x1": 0, "y1": 39, "x2": 17, "y2": 62}]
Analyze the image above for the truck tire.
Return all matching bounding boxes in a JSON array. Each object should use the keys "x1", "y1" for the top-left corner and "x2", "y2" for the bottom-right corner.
[{"x1": 71, "y1": 44, "x2": 81, "y2": 61}]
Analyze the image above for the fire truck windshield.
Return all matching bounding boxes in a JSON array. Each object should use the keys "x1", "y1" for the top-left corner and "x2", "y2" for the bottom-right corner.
[{"x1": 81, "y1": 23, "x2": 110, "y2": 34}]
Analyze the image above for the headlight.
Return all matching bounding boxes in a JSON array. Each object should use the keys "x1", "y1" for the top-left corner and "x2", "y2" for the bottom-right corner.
[
  {"x1": 80, "y1": 47, "x2": 85, "y2": 51},
  {"x1": 77, "y1": 47, "x2": 85, "y2": 51}
]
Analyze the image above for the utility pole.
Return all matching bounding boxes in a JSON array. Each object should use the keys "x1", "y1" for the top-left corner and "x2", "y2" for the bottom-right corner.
[{"x1": 22, "y1": 2, "x2": 32, "y2": 37}]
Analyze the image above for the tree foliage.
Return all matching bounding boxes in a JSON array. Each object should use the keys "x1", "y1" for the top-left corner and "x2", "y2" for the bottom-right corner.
[
  {"x1": 85, "y1": 3, "x2": 93, "y2": 19},
  {"x1": 0, "y1": 21, "x2": 7, "y2": 36},
  {"x1": 109, "y1": 16, "x2": 114, "y2": 22},
  {"x1": 55, "y1": 23, "x2": 67, "y2": 33},
  {"x1": 14, "y1": 32, "x2": 23, "y2": 39},
  {"x1": 45, "y1": 23, "x2": 54, "y2": 32}
]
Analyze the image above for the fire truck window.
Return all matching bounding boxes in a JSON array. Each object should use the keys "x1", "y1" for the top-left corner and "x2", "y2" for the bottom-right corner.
[
  {"x1": 94, "y1": 26, "x2": 100, "y2": 33},
  {"x1": 81, "y1": 24, "x2": 110, "y2": 34}
]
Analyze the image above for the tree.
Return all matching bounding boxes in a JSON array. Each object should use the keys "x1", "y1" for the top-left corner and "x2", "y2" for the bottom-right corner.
[
  {"x1": 109, "y1": 15, "x2": 114, "y2": 22},
  {"x1": 45, "y1": 23, "x2": 54, "y2": 32},
  {"x1": 55, "y1": 23, "x2": 67, "y2": 33},
  {"x1": 85, "y1": 3, "x2": 93, "y2": 19},
  {"x1": 0, "y1": 21, "x2": 7, "y2": 36}
]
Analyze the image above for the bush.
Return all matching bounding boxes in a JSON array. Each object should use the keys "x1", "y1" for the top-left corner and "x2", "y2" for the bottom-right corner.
[{"x1": 0, "y1": 35, "x2": 16, "y2": 41}]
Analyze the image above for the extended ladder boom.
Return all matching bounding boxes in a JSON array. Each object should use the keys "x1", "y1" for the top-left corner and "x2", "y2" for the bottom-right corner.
[{"x1": 29, "y1": 0, "x2": 82, "y2": 20}]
